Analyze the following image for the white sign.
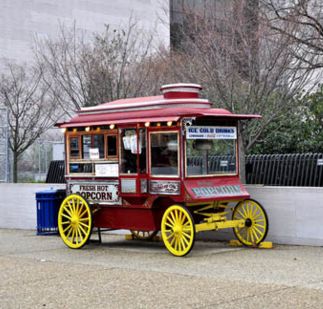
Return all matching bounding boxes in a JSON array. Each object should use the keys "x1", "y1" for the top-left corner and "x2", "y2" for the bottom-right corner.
[
  {"x1": 318, "y1": 159, "x2": 323, "y2": 166},
  {"x1": 186, "y1": 126, "x2": 237, "y2": 140},
  {"x1": 95, "y1": 164, "x2": 119, "y2": 177},
  {"x1": 89, "y1": 148, "x2": 100, "y2": 160},
  {"x1": 69, "y1": 181, "x2": 120, "y2": 204}
]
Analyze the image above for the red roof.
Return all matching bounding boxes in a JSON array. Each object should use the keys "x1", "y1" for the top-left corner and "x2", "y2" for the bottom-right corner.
[{"x1": 58, "y1": 107, "x2": 261, "y2": 128}]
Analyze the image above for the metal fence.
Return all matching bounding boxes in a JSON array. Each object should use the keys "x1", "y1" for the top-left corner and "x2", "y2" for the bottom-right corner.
[
  {"x1": 46, "y1": 160, "x2": 65, "y2": 184},
  {"x1": 246, "y1": 153, "x2": 323, "y2": 187}
]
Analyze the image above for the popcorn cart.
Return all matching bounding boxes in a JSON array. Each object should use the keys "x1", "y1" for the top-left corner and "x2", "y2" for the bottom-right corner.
[{"x1": 57, "y1": 83, "x2": 268, "y2": 256}]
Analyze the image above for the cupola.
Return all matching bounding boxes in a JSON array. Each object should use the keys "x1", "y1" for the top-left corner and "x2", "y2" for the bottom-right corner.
[{"x1": 161, "y1": 83, "x2": 202, "y2": 99}]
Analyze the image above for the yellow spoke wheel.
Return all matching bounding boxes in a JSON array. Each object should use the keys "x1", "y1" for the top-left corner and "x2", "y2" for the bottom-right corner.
[
  {"x1": 232, "y1": 199, "x2": 268, "y2": 247},
  {"x1": 161, "y1": 205, "x2": 195, "y2": 257},
  {"x1": 130, "y1": 230, "x2": 158, "y2": 240},
  {"x1": 58, "y1": 194, "x2": 92, "y2": 249}
]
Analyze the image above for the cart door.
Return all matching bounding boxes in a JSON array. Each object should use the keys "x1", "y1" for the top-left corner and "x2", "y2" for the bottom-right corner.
[
  {"x1": 119, "y1": 127, "x2": 148, "y2": 196},
  {"x1": 148, "y1": 129, "x2": 181, "y2": 196}
]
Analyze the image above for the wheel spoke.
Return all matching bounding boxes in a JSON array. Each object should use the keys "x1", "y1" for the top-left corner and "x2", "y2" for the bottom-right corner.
[
  {"x1": 68, "y1": 202, "x2": 74, "y2": 215},
  {"x1": 251, "y1": 204, "x2": 258, "y2": 219},
  {"x1": 79, "y1": 208, "x2": 88, "y2": 218},
  {"x1": 252, "y1": 225, "x2": 264, "y2": 237},
  {"x1": 64, "y1": 206, "x2": 73, "y2": 217},
  {"x1": 66, "y1": 226, "x2": 73, "y2": 238},
  {"x1": 61, "y1": 213, "x2": 72, "y2": 220},
  {"x1": 78, "y1": 224, "x2": 87, "y2": 236},
  {"x1": 241, "y1": 204, "x2": 248, "y2": 218},
  {"x1": 170, "y1": 211, "x2": 176, "y2": 225},
  {"x1": 236, "y1": 209, "x2": 245, "y2": 219},
  {"x1": 251, "y1": 227, "x2": 261, "y2": 242},
  {"x1": 182, "y1": 231, "x2": 191, "y2": 239},
  {"x1": 167, "y1": 216, "x2": 175, "y2": 226},
  {"x1": 182, "y1": 226, "x2": 192, "y2": 232},
  {"x1": 250, "y1": 227, "x2": 255, "y2": 243},
  {"x1": 169, "y1": 235, "x2": 176, "y2": 247},
  {"x1": 175, "y1": 237, "x2": 179, "y2": 250},
  {"x1": 71, "y1": 229, "x2": 75, "y2": 243},
  {"x1": 79, "y1": 221, "x2": 90, "y2": 229},
  {"x1": 166, "y1": 232, "x2": 174, "y2": 239},
  {"x1": 77, "y1": 227, "x2": 84, "y2": 241},
  {"x1": 165, "y1": 222, "x2": 174, "y2": 229},
  {"x1": 63, "y1": 224, "x2": 71, "y2": 233},
  {"x1": 182, "y1": 234, "x2": 189, "y2": 246},
  {"x1": 246, "y1": 202, "x2": 251, "y2": 218}
]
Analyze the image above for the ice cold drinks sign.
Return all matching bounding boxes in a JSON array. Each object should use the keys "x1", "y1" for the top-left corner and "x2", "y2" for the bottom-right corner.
[{"x1": 186, "y1": 126, "x2": 237, "y2": 140}]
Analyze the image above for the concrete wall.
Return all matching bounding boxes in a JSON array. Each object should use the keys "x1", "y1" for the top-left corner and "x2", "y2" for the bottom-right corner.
[
  {"x1": 0, "y1": 183, "x2": 65, "y2": 230},
  {"x1": 200, "y1": 186, "x2": 323, "y2": 246},
  {"x1": 0, "y1": 0, "x2": 169, "y2": 68},
  {"x1": 1, "y1": 184, "x2": 323, "y2": 246}
]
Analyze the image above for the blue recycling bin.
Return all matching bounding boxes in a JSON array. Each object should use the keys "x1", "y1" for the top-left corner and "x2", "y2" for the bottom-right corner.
[{"x1": 35, "y1": 189, "x2": 66, "y2": 235}]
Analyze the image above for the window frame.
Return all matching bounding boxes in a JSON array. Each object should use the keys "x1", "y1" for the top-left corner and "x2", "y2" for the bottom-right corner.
[
  {"x1": 149, "y1": 130, "x2": 180, "y2": 178},
  {"x1": 184, "y1": 128, "x2": 239, "y2": 178},
  {"x1": 66, "y1": 129, "x2": 118, "y2": 176}
]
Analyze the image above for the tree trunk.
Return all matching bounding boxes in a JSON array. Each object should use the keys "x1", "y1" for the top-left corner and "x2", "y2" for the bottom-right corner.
[
  {"x1": 238, "y1": 123, "x2": 246, "y2": 184},
  {"x1": 13, "y1": 152, "x2": 18, "y2": 183}
]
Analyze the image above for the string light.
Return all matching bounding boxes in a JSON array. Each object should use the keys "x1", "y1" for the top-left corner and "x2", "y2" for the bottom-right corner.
[
  {"x1": 109, "y1": 124, "x2": 115, "y2": 129},
  {"x1": 85, "y1": 127, "x2": 90, "y2": 132},
  {"x1": 144, "y1": 122, "x2": 150, "y2": 127}
]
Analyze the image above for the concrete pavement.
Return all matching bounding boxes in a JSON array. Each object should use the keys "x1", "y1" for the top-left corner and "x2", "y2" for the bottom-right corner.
[{"x1": 1, "y1": 229, "x2": 323, "y2": 308}]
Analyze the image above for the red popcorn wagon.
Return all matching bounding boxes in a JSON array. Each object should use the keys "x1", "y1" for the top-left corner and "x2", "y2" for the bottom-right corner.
[{"x1": 57, "y1": 83, "x2": 268, "y2": 256}]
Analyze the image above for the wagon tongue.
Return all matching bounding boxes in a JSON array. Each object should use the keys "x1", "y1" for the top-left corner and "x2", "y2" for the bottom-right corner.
[{"x1": 184, "y1": 177, "x2": 250, "y2": 201}]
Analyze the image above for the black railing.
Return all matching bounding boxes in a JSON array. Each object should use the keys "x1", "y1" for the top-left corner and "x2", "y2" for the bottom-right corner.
[
  {"x1": 46, "y1": 160, "x2": 65, "y2": 184},
  {"x1": 46, "y1": 153, "x2": 323, "y2": 187},
  {"x1": 246, "y1": 153, "x2": 323, "y2": 187}
]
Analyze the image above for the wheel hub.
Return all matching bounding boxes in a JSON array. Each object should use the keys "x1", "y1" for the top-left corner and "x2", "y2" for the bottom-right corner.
[
  {"x1": 173, "y1": 224, "x2": 182, "y2": 235},
  {"x1": 245, "y1": 218, "x2": 252, "y2": 227},
  {"x1": 71, "y1": 216, "x2": 79, "y2": 227}
]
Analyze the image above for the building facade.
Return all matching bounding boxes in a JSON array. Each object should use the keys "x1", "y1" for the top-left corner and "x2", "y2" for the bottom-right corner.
[{"x1": 0, "y1": 0, "x2": 169, "y2": 68}]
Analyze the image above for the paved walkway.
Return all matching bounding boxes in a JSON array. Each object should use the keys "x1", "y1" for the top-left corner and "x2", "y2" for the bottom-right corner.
[{"x1": 1, "y1": 229, "x2": 323, "y2": 308}]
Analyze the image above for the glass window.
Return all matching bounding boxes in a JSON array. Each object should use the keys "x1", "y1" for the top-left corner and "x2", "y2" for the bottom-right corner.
[
  {"x1": 150, "y1": 132, "x2": 178, "y2": 176},
  {"x1": 93, "y1": 134, "x2": 104, "y2": 158},
  {"x1": 69, "y1": 163, "x2": 93, "y2": 173},
  {"x1": 120, "y1": 129, "x2": 138, "y2": 174},
  {"x1": 70, "y1": 137, "x2": 80, "y2": 159},
  {"x1": 82, "y1": 135, "x2": 91, "y2": 159},
  {"x1": 107, "y1": 135, "x2": 117, "y2": 157},
  {"x1": 186, "y1": 134, "x2": 237, "y2": 176}
]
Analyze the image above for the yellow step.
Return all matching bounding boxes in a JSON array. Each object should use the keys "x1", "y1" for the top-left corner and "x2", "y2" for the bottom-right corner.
[{"x1": 229, "y1": 239, "x2": 273, "y2": 249}]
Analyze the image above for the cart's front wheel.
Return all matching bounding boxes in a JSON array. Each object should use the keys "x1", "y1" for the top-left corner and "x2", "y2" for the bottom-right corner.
[
  {"x1": 161, "y1": 205, "x2": 195, "y2": 257},
  {"x1": 232, "y1": 199, "x2": 268, "y2": 246},
  {"x1": 58, "y1": 194, "x2": 92, "y2": 249},
  {"x1": 130, "y1": 230, "x2": 158, "y2": 240}
]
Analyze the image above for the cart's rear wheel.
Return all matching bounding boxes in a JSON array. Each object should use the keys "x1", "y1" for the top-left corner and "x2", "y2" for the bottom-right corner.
[
  {"x1": 232, "y1": 199, "x2": 268, "y2": 246},
  {"x1": 58, "y1": 194, "x2": 92, "y2": 249},
  {"x1": 130, "y1": 230, "x2": 158, "y2": 240},
  {"x1": 161, "y1": 205, "x2": 195, "y2": 257}
]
